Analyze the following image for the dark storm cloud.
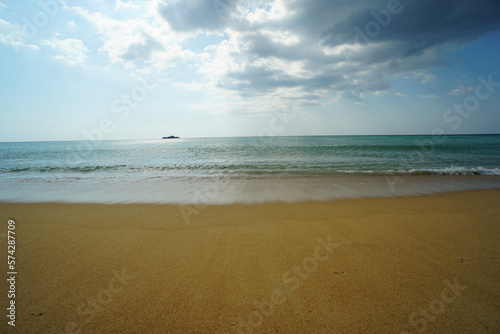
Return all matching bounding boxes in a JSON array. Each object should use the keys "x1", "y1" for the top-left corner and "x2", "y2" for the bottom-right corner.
[
  {"x1": 322, "y1": 0, "x2": 500, "y2": 56},
  {"x1": 159, "y1": 0, "x2": 500, "y2": 100}
]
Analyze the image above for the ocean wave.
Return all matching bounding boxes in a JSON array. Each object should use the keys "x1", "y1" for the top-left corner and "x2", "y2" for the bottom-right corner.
[
  {"x1": 2, "y1": 164, "x2": 500, "y2": 177},
  {"x1": 395, "y1": 167, "x2": 500, "y2": 176},
  {"x1": 1, "y1": 165, "x2": 128, "y2": 173}
]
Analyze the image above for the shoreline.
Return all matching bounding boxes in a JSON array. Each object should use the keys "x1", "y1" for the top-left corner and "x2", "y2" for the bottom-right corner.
[
  {"x1": 1, "y1": 189, "x2": 499, "y2": 333},
  {"x1": 1, "y1": 174, "x2": 500, "y2": 205}
]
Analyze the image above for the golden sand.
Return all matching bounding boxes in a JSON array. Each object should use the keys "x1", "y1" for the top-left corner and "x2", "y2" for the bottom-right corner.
[{"x1": 1, "y1": 190, "x2": 499, "y2": 333}]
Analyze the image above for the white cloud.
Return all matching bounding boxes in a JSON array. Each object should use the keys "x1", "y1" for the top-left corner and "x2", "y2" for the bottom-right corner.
[
  {"x1": 417, "y1": 94, "x2": 440, "y2": 99},
  {"x1": 393, "y1": 92, "x2": 407, "y2": 96},
  {"x1": 261, "y1": 29, "x2": 300, "y2": 46},
  {"x1": 247, "y1": 0, "x2": 291, "y2": 24},
  {"x1": 0, "y1": 17, "x2": 41, "y2": 51},
  {"x1": 174, "y1": 81, "x2": 206, "y2": 91},
  {"x1": 372, "y1": 91, "x2": 389, "y2": 96},
  {"x1": 352, "y1": 91, "x2": 365, "y2": 100},
  {"x1": 41, "y1": 38, "x2": 88, "y2": 65},
  {"x1": 198, "y1": 35, "x2": 245, "y2": 79},
  {"x1": 0, "y1": 2, "x2": 6, "y2": 10},
  {"x1": 115, "y1": 0, "x2": 141, "y2": 11},
  {"x1": 71, "y1": 4, "x2": 190, "y2": 70},
  {"x1": 0, "y1": 34, "x2": 39, "y2": 51},
  {"x1": 409, "y1": 72, "x2": 437, "y2": 84},
  {"x1": 446, "y1": 85, "x2": 474, "y2": 96}
]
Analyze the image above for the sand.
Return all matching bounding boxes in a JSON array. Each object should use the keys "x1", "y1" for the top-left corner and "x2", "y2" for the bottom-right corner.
[{"x1": 0, "y1": 190, "x2": 499, "y2": 333}]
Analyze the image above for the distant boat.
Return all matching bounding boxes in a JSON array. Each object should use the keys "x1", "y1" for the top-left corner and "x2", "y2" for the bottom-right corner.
[{"x1": 162, "y1": 135, "x2": 179, "y2": 139}]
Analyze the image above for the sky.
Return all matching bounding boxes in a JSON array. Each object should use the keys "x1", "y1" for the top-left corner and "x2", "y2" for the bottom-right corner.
[{"x1": 0, "y1": 0, "x2": 500, "y2": 142}]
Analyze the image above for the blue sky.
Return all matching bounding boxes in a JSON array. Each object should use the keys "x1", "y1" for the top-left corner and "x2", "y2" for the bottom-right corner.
[{"x1": 1, "y1": 0, "x2": 499, "y2": 142}]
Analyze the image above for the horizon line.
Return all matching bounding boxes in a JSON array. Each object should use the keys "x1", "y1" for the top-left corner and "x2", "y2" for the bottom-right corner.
[{"x1": 1, "y1": 133, "x2": 500, "y2": 144}]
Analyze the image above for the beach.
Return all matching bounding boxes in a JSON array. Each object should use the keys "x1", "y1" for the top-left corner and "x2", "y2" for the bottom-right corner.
[
  {"x1": 1, "y1": 189, "x2": 499, "y2": 333},
  {"x1": 3, "y1": 0, "x2": 500, "y2": 332}
]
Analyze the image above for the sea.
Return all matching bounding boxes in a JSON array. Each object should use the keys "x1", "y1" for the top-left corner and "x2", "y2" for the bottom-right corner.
[{"x1": 1, "y1": 135, "x2": 499, "y2": 204}]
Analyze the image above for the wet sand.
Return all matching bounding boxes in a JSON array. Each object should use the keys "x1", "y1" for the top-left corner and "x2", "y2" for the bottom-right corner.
[{"x1": 0, "y1": 189, "x2": 499, "y2": 333}]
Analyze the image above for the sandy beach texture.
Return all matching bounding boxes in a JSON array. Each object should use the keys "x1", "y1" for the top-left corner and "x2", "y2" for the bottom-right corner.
[{"x1": 1, "y1": 190, "x2": 499, "y2": 333}]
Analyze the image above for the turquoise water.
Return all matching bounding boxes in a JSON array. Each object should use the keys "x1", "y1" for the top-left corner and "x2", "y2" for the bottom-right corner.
[{"x1": 1, "y1": 135, "x2": 499, "y2": 203}]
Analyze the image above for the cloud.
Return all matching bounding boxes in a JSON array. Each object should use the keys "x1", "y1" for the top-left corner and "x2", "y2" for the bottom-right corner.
[
  {"x1": 52, "y1": 0, "x2": 500, "y2": 112},
  {"x1": 175, "y1": 80, "x2": 206, "y2": 91},
  {"x1": 159, "y1": 0, "x2": 232, "y2": 32},
  {"x1": 0, "y1": 33, "x2": 39, "y2": 51},
  {"x1": 394, "y1": 92, "x2": 406, "y2": 96},
  {"x1": 0, "y1": 18, "x2": 40, "y2": 51},
  {"x1": 41, "y1": 38, "x2": 88, "y2": 65},
  {"x1": 322, "y1": 0, "x2": 500, "y2": 53},
  {"x1": 121, "y1": 33, "x2": 164, "y2": 61},
  {"x1": 115, "y1": 0, "x2": 141, "y2": 11},
  {"x1": 156, "y1": 0, "x2": 500, "y2": 107},
  {"x1": 417, "y1": 94, "x2": 440, "y2": 99},
  {"x1": 409, "y1": 72, "x2": 437, "y2": 84},
  {"x1": 447, "y1": 85, "x2": 474, "y2": 96},
  {"x1": 72, "y1": 4, "x2": 193, "y2": 70}
]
